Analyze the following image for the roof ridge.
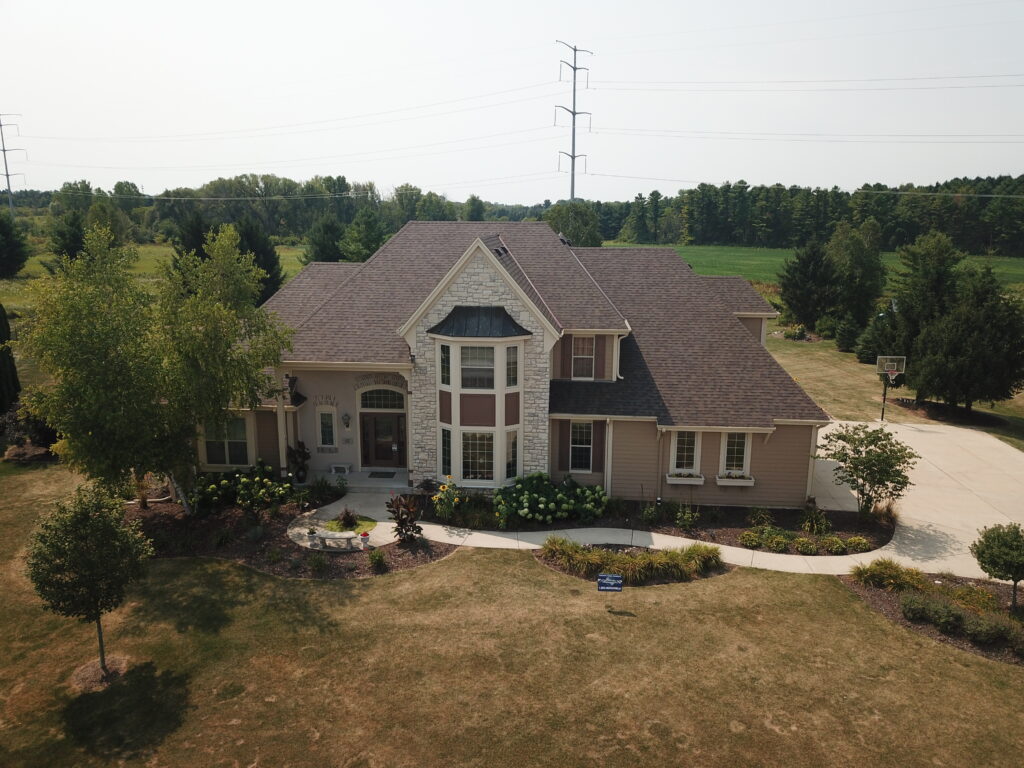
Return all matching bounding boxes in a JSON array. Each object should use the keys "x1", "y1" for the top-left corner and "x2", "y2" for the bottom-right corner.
[
  {"x1": 567, "y1": 246, "x2": 633, "y2": 330},
  {"x1": 491, "y1": 233, "x2": 564, "y2": 331}
]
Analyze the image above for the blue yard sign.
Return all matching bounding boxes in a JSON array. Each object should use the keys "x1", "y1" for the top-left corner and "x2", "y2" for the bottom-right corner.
[{"x1": 597, "y1": 573, "x2": 623, "y2": 592}]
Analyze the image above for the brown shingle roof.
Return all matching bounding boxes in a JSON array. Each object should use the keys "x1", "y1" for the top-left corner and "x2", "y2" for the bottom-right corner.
[
  {"x1": 557, "y1": 248, "x2": 828, "y2": 427},
  {"x1": 263, "y1": 262, "x2": 363, "y2": 327},
  {"x1": 277, "y1": 221, "x2": 626, "y2": 363},
  {"x1": 699, "y1": 275, "x2": 777, "y2": 315}
]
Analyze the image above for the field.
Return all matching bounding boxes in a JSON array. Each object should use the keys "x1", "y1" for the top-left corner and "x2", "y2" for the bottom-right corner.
[
  {"x1": 606, "y1": 242, "x2": 1024, "y2": 294},
  {"x1": 3, "y1": 463, "x2": 1024, "y2": 767}
]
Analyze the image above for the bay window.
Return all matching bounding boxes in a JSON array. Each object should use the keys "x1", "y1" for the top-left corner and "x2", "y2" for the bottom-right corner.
[{"x1": 461, "y1": 346, "x2": 494, "y2": 389}]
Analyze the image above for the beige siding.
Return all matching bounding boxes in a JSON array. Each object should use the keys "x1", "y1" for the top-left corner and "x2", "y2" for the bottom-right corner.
[
  {"x1": 738, "y1": 317, "x2": 762, "y2": 342},
  {"x1": 254, "y1": 411, "x2": 280, "y2": 470},
  {"x1": 608, "y1": 420, "x2": 660, "y2": 500}
]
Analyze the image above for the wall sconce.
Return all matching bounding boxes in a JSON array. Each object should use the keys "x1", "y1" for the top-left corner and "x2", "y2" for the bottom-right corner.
[
  {"x1": 342, "y1": 413, "x2": 351, "y2": 429},
  {"x1": 409, "y1": 353, "x2": 416, "y2": 364}
]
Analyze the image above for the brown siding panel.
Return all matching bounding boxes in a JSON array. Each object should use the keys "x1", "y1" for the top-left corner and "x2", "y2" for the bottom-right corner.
[
  {"x1": 592, "y1": 420, "x2": 606, "y2": 472},
  {"x1": 557, "y1": 419, "x2": 570, "y2": 472},
  {"x1": 594, "y1": 336, "x2": 607, "y2": 381},
  {"x1": 439, "y1": 390, "x2": 451, "y2": 424},
  {"x1": 609, "y1": 420, "x2": 659, "y2": 500},
  {"x1": 254, "y1": 411, "x2": 279, "y2": 470},
  {"x1": 460, "y1": 394, "x2": 496, "y2": 427},
  {"x1": 505, "y1": 392, "x2": 520, "y2": 426},
  {"x1": 560, "y1": 334, "x2": 573, "y2": 378}
]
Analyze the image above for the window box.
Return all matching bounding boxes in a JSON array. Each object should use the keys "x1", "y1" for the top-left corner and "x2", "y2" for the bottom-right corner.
[
  {"x1": 666, "y1": 473, "x2": 704, "y2": 485},
  {"x1": 716, "y1": 474, "x2": 755, "y2": 487}
]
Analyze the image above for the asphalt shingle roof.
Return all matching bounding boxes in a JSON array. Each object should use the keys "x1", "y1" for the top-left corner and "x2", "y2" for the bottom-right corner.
[{"x1": 699, "y1": 275, "x2": 778, "y2": 315}]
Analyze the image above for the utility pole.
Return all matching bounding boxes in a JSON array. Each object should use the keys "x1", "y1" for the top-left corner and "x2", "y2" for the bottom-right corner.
[
  {"x1": 0, "y1": 114, "x2": 24, "y2": 218},
  {"x1": 555, "y1": 40, "x2": 591, "y2": 202}
]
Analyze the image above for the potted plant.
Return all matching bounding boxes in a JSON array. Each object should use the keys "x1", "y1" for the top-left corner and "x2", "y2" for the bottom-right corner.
[
  {"x1": 306, "y1": 525, "x2": 318, "y2": 543},
  {"x1": 287, "y1": 441, "x2": 311, "y2": 484},
  {"x1": 359, "y1": 531, "x2": 370, "y2": 548}
]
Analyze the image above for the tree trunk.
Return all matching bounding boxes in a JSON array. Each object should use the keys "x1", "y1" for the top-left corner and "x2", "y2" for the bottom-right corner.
[
  {"x1": 96, "y1": 616, "x2": 108, "y2": 677},
  {"x1": 135, "y1": 470, "x2": 148, "y2": 510},
  {"x1": 1013, "y1": 581, "x2": 1018, "y2": 611}
]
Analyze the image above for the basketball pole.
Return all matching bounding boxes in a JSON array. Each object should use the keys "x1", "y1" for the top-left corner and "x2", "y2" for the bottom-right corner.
[{"x1": 881, "y1": 376, "x2": 888, "y2": 422}]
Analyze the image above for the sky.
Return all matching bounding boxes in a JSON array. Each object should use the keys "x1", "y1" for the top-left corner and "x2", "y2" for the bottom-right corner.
[{"x1": 4, "y1": 0, "x2": 1024, "y2": 204}]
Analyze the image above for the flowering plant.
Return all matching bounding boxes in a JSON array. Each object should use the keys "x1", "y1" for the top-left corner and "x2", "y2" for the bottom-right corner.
[
  {"x1": 493, "y1": 472, "x2": 607, "y2": 530},
  {"x1": 431, "y1": 476, "x2": 463, "y2": 521}
]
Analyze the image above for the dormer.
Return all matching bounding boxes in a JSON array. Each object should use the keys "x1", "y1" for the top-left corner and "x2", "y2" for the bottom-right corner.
[{"x1": 550, "y1": 331, "x2": 627, "y2": 381}]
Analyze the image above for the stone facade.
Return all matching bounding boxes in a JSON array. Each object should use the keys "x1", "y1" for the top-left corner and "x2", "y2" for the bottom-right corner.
[{"x1": 408, "y1": 246, "x2": 551, "y2": 484}]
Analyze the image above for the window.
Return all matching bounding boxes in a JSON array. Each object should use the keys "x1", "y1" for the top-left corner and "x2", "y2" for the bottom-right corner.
[
  {"x1": 205, "y1": 417, "x2": 248, "y2": 465},
  {"x1": 674, "y1": 431, "x2": 698, "y2": 473},
  {"x1": 724, "y1": 432, "x2": 748, "y2": 475},
  {"x1": 462, "y1": 432, "x2": 494, "y2": 480},
  {"x1": 318, "y1": 408, "x2": 336, "y2": 447},
  {"x1": 572, "y1": 336, "x2": 595, "y2": 379},
  {"x1": 441, "y1": 428, "x2": 452, "y2": 476},
  {"x1": 506, "y1": 346, "x2": 518, "y2": 387},
  {"x1": 506, "y1": 430, "x2": 518, "y2": 479},
  {"x1": 360, "y1": 389, "x2": 404, "y2": 409},
  {"x1": 570, "y1": 421, "x2": 593, "y2": 472},
  {"x1": 461, "y1": 346, "x2": 494, "y2": 389},
  {"x1": 440, "y1": 344, "x2": 451, "y2": 386}
]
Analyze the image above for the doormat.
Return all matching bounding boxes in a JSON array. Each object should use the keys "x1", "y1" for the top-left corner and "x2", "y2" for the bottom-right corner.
[{"x1": 369, "y1": 471, "x2": 396, "y2": 479}]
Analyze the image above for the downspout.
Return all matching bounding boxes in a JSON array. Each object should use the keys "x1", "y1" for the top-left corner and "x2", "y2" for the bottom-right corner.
[
  {"x1": 604, "y1": 418, "x2": 613, "y2": 496},
  {"x1": 656, "y1": 427, "x2": 664, "y2": 500},
  {"x1": 805, "y1": 425, "x2": 820, "y2": 500},
  {"x1": 276, "y1": 371, "x2": 288, "y2": 478}
]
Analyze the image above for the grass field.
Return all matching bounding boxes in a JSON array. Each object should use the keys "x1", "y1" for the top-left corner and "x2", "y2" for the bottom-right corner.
[{"x1": 3, "y1": 463, "x2": 1024, "y2": 767}]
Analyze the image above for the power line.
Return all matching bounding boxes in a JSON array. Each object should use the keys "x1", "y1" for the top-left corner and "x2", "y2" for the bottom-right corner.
[
  {"x1": 555, "y1": 40, "x2": 592, "y2": 201},
  {"x1": 597, "y1": 126, "x2": 1024, "y2": 138},
  {"x1": 593, "y1": 82, "x2": 1024, "y2": 94},
  {"x1": 590, "y1": 72, "x2": 1024, "y2": 85},
  {"x1": 591, "y1": 128, "x2": 1024, "y2": 144}
]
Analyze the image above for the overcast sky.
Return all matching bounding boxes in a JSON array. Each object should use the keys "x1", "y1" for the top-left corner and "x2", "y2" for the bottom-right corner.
[{"x1": 5, "y1": 0, "x2": 1024, "y2": 204}]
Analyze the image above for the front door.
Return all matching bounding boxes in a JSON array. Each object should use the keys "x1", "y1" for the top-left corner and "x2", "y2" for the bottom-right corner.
[{"x1": 360, "y1": 413, "x2": 406, "y2": 468}]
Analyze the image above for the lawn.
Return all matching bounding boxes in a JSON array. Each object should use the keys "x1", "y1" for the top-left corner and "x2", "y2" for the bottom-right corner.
[
  {"x1": 605, "y1": 242, "x2": 1024, "y2": 294},
  {"x1": 3, "y1": 463, "x2": 1024, "y2": 767}
]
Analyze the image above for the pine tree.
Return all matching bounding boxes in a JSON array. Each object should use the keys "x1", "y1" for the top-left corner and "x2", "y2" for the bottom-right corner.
[
  {"x1": 825, "y1": 218, "x2": 885, "y2": 327},
  {"x1": 648, "y1": 190, "x2": 663, "y2": 243},
  {"x1": 618, "y1": 193, "x2": 650, "y2": 243},
  {"x1": 0, "y1": 302, "x2": 20, "y2": 414},
  {"x1": 854, "y1": 308, "x2": 899, "y2": 364},
  {"x1": 0, "y1": 213, "x2": 30, "y2": 279},
  {"x1": 172, "y1": 209, "x2": 210, "y2": 271},
  {"x1": 778, "y1": 241, "x2": 837, "y2": 330},
  {"x1": 235, "y1": 215, "x2": 284, "y2": 304},
  {"x1": 338, "y1": 208, "x2": 385, "y2": 262},
  {"x1": 303, "y1": 214, "x2": 346, "y2": 263},
  {"x1": 49, "y1": 210, "x2": 86, "y2": 260}
]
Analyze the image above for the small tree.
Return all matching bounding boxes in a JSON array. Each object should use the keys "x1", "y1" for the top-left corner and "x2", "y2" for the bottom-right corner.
[
  {"x1": 302, "y1": 213, "x2": 346, "y2": 264},
  {"x1": 778, "y1": 241, "x2": 838, "y2": 330},
  {"x1": 0, "y1": 302, "x2": 20, "y2": 414},
  {"x1": 970, "y1": 524, "x2": 1024, "y2": 610},
  {"x1": 49, "y1": 209, "x2": 86, "y2": 261},
  {"x1": 0, "y1": 212, "x2": 30, "y2": 279},
  {"x1": 819, "y1": 424, "x2": 919, "y2": 517},
  {"x1": 27, "y1": 485, "x2": 154, "y2": 677}
]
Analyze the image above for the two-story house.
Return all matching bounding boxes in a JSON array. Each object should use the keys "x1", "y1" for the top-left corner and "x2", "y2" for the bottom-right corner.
[{"x1": 199, "y1": 221, "x2": 829, "y2": 508}]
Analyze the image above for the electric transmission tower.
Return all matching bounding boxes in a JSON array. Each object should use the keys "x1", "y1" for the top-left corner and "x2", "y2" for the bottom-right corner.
[
  {"x1": 555, "y1": 40, "x2": 591, "y2": 202},
  {"x1": 0, "y1": 114, "x2": 25, "y2": 217}
]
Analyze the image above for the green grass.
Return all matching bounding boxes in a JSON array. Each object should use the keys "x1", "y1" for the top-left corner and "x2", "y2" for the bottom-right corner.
[
  {"x1": 605, "y1": 242, "x2": 1024, "y2": 294},
  {"x1": 4, "y1": 464, "x2": 1024, "y2": 766},
  {"x1": 324, "y1": 514, "x2": 376, "y2": 534}
]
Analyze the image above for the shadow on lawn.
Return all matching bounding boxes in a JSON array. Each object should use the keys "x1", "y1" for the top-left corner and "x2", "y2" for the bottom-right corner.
[
  {"x1": 126, "y1": 559, "x2": 345, "y2": 636},
  {"x1": 61, "y1": 662, "x2": 190, "y2": 759}
]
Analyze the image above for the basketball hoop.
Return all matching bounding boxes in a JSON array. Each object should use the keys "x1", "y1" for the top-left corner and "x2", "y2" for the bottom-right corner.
[
  {"x1": 875, "y1": 355, "x2": 907, "y2": 422},
  {"x1": 886, "y1": 369, "x2": 899, "y2": 385}
]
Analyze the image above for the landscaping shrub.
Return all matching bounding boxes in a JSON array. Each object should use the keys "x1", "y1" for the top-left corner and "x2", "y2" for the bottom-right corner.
[
  {"x1": 431, "y1": 477, "x2": 461, "y2": 521},
  {"x1": 899, "y1": 592, "x2": 931, "y2": 622},
  {"x1": 851, "y1": 558, "x2": 927, "y2": 592},
  {"x1": 844, "y1": 536, "x2": 873, "y2": 553},
  {"x1": 800, "y1": 504, "x2": 831, "y2": 536},
  {"x1": 702, "y1": 506, "x2": 722, "y2": 524},
  {"x1": 944, "y1": 583, "x2": 1001, "y2": 615},
  {"x1": 764, "y1": 535, "x2": 789, "y2": 553},
  {"x1": 783, "y1": 324, "x2": 807, "y2": 340},
  {"x1": 494, "y1": 472, "x2": 607, "y2": 529},
  {"x1": 387, "y1": 494, "x2": 423, "y2": 544},
  {"x1": 793, "y1": 537, "x2": 817, "y2": 555},
  {"x1": 900, "y1": 593, "x2": 966, "y2": 635},
  {"x1": 539, "y1": 537, "x2": 722, "y2": 586},
  {"x1": 820, "y1": 536, "x2": 847, "y2": 555},
  {"x1": 872, "y1": 499, "x2": 899, "y2": 527},
  {"x1": 307, "y1": 475, "x2": 346, "y2": 507},
  {"x1": 963, "y1": 614, "x2": 1014, "y2": 646},
  {"x1": 747, "y1": 507, "x2": 774, "y2": 527},
  {"x1": 368, "y1": 548, "x2": 387, "y2": 573},
  {"x1": 640, "y1": 503, "x2": 660, "y2": 525},
  {"x1": 738, "y1": 530, "x2": 762, "y2": 549},
  {"x1": 309, "y1": 552, "x2": 328, "y2": 577},
  {"x1": 675, "y1": 505, "x2": 699, "y2": 531},
  {"x1": 340, "y1": 508, "x2": 358, "y2": 529}
]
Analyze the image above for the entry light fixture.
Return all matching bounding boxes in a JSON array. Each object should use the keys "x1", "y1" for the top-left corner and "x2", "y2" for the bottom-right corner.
[{"x1": 342, "y1": 413, "x2": 351, "y2": 429}]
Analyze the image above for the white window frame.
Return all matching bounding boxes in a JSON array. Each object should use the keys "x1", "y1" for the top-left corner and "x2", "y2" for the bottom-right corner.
[
  {"x1": 505, "y1": 428, "x2": 519, "y2": 479},
  {"x1": 571, "y1": 335, "x2": 595, "y2": 381},
  {"x1": 670, "y1": 431, "x2": 702, "y2": 474},
  {"x1": 461, "y1": 430, "x2": 496, "y2": 482},
  {"x1": 569, "y1": 420, "x2": 593, "y2": 473},
  {"x1": 460, "y1": 345, "x2": 496, "y2": 390},
  {"x1": 439, "y1": 343, "x2": 451, "y2": 387},
  {"x1": 505, "y1": 345, "x2": 519, "y2": 388},
  {"x1": 719, "y1": 432, "x2": 752, "y2": 478},
  {"x1": 440, "y1": 426, "x2": 452, "y2": 477},
  {"x1": 316, "y1": 405, "x2": 338, "y2": 448},
  {"x1": 199, "y1": 412, "x2": 255, "y2": 470}
]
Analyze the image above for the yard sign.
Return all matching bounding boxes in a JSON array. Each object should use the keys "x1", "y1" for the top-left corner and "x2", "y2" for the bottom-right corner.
[{"x1": 597, "y1": 573, "x2": 623, "y2": 592}]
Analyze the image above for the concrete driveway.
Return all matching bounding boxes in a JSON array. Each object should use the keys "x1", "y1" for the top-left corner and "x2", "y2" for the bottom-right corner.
[{"x1": 813, "y1": 421, "x2": 1024, "y2": 578}]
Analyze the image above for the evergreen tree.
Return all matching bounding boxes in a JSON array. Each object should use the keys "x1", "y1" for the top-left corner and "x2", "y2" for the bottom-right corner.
[
  {"x1": 173, "y1": 208, "x2": 211, "y2": 267},
  {"x1": 911, "y1": 266, "x2": 1024, "y2": 410},
  {"x1": 463, "y1": 194, "x2": 485, "y2": 221},
  {"x1": 49, "y1": 210, "x2": 86, "y2": 260},
  {"x1": 854, "y1": 307, "x2": 900, "y2": 364},
  {"x1": 302, "y1": 213, "x2": 346, "y2": 263},
  {"x1": 0, "y1": 212, "x2": 30, "y2": 279},
  {"x1": 235, "y1": 215, "x2": 284, "y2": 304},
  {"x1": 618, "y1": 193, "x2": 650, "y2": 243},
  {"x1": 825, "y1": 218, "x2": 885, "y2": 327},
  {"x1": 778, "y1": 241, "x2": 837, "y2": 330},
  {"x1": 338, "y1": 208, "x2": 385, "y2": 262},
  {"x1": 0, "y1": 302, "x2": 20, "y2": 414},
  {"x1": 648, "y1": 190, "x2": 663, "y2": 243}
]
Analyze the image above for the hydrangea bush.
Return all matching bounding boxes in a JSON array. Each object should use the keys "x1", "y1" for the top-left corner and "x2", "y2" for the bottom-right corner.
[
  {"x1": 493, "y1": 472, "x2": 607, "y2": 530},
  {"x1": 189, "y1": 460, "x2": 293, "y2": 516}
]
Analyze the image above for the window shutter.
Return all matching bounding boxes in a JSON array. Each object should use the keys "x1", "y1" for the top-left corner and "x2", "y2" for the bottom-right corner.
[
  {"x1": 594, "y1": 336, "x2": 607, "y2": 380},
  {"x1": 560, "y1": 334, "x2": 574, "y2": 378},
  {"x1": 591, "y1": 420, "x2": 606, "y2": 472},
  {"x1": 557, "y1": 420, "x2": 570, "y2": 472}
]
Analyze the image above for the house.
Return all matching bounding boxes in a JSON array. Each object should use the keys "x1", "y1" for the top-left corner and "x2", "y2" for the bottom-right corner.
[{"x1": 199, "y1": 221, "x2": 830, "y2": 508}]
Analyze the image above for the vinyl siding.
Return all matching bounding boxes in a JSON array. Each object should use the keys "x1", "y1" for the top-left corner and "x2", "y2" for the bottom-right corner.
[
  {"x1": 738, "y1": 317, "x2": 762, "y2": 342},
  {"x1": 608, "y1": 420, "x2": 660, "y2": 500},
  {"x1": 254, "y1": 411, "x2": 280, "y2": 470}
]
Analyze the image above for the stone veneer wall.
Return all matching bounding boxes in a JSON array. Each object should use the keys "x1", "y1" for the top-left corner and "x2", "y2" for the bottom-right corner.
[{"x1": 408, "y1": 248, "x2": 551, "y2": 484}]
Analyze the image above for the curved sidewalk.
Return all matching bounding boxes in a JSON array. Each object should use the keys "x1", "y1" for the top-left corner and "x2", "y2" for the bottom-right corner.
[{"x1": 315, "y1": 421, "x2": 1024, "y2": 579}]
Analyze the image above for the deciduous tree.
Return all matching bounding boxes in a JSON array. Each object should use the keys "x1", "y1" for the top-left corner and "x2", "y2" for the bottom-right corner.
[
  {"x1": 819, "y1": 424, "x2": 919, "y2": 517},
  {"x1": 543, "y1": 202, "x2": 602, "y2": 247},
  {"x1": 27, "y1": 484, "x2": 154, "y2": 677},
  {"x1": 463, "y1": 194, "x2": 485, "y2": 221},
  {"x1": 970, "y1": 523, "x2": 1024, "y2": 610}
]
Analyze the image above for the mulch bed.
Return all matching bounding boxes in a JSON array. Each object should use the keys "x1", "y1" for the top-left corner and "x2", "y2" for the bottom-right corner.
[
  {"x1": 69, "y1": 655, "x2": 130, "y2": 693},
  {"x1": 840, "y1": 573, "x2": 1024, "y2": 667},
  {"x1": 125, "y1": 500, "x2": 456, "y2": 581}
]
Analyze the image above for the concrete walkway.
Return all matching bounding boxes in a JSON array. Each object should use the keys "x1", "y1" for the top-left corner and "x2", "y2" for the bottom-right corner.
[{"x1": 297, "y1": 421, "x2": 1024, "y2": 578}]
